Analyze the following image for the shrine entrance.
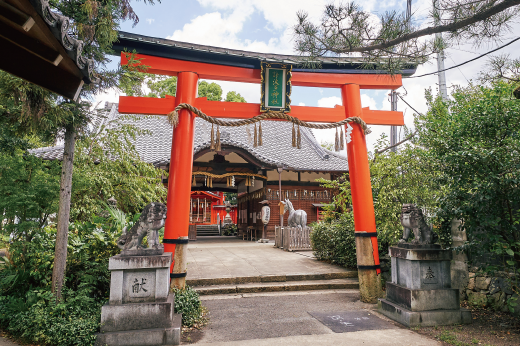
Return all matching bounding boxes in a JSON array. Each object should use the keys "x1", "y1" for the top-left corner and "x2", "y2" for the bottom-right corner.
[
  {"x1": 178, "y1": 117, "x2": 352, "y2": 240},
  {"x1": 114, "y1": 31, "x2": 413, "y2": 302}
]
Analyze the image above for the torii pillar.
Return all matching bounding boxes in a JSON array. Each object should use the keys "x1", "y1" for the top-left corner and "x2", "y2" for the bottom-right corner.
[
  {"x1": 342, "y1": 83, "x2": 383, "y2": 303},
  {"x1": 118, "y1": 51, "x2": 404, "y2": 298},
  {"x1": 163, "y1": 71, "x2": 198, "y2": 288}
]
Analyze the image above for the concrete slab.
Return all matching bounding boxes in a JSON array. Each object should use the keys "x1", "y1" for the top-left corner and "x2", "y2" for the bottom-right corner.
[
  {"x1": 308, "y1": 310, "x2": 396, "y2": 333},
  {"x1": 193, "y1": 292, "x2": 438, "y2": 345},
  {"x1": 192, "y1": 329, "x2": 440, "y2": 346},
  {"x1": 0, "y1": 336, "x2": 18, "y2": 346},
  {"x1": 186, "y1": 237, "x2": 355, "y2": 282}
]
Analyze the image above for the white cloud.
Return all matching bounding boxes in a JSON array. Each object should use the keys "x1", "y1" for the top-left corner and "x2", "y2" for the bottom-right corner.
[
  {"x1": 93, "y1": 87, "x2": 121, "y2": 109},
  {"x1": 312, "y1": 93, "x2": 383, "y2": 152},
  {"x1": 317, "y1": 96, "x2": 341, "y2": 108},
  {"x1": 197, "y1": 0, "x2": 330, "y2": 31},
  {"x1": 298, "y1": 102, "x2": 305, "y2": 106},
  {"x1": 361, "y1": 94, "x2": 378, "y2": 110},
  {"x1": 146, "y1": 18, "x2": 155, "y2": 25},
  {"x1": 166, "y1": 8, "x2": 293, "y2": 54}
]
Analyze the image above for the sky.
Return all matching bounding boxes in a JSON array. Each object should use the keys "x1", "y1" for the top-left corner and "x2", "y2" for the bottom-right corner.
[{"x1": 95, "y1": 0, "x2": 520, "y2": 152}]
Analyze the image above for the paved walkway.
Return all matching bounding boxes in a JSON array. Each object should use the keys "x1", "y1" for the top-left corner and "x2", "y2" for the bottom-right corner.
[
  {"x1": 191, "y1": 291, "x2": 439, "y2": 345},
  {"x1": 185, "y1": 237, "x2": 439, "y2": 346},
  {"x1": 186, "y1": 237, "x2": 354, "y2": 281},
  {"x1": 0, "y1": 334, "x2": 17, "y2": 346}
]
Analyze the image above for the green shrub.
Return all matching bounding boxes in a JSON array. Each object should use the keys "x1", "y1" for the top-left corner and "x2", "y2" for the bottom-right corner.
[
  {"x1": 222, "y1": 223, "x2": 237, "y2": 236},
  {"x1": 0, "y1": 217, "x2": 121, "y2": 298},
  {"x1": 310, "y1": 213, "x2": 357, "y2": 268},
  {"x1": 0, "y1": 214, "x2": 126, "y2": 345},
  {"x1": 0, "y1": 289, "x2": 102, "y2": 346},
  {"x1": 172, "y1": 286, "x2": 204, "y2": 328}
]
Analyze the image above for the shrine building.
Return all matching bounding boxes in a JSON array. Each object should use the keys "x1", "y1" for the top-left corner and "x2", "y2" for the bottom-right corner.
[
  {"x1": 31, "y1": 101, "x2": 348, "y2": 239},
  {"x1": 32, "y1": 31, "x2": 416, "y2": 283}
]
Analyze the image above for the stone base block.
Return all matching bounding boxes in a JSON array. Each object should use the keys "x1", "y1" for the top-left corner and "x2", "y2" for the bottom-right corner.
[
  {"x1": 386, "y1": 282, "x2": 460, "y2": 311},
  {"x1": 101, "y1": 294, "x2": 174, "y2": 332},
  {"x1": 96, "y1": 313, "x2": 181, "y2": 346},
  {"x1": 120, "y1": 249, "x2": 164, "y2": 256},
  {"x1": 378, "y1": 299, "x2": 472, "y2": 327}
]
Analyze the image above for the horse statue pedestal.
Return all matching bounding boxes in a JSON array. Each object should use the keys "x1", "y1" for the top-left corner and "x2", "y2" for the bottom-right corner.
[{"x1": 378, "y1": 244, "x2": 472, "y2": 327}]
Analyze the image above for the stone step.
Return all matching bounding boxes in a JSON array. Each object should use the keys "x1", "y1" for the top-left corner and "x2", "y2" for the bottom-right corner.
[
  {"x1": 95, "y1": 319, "x2": 181, "y2": 346},
  {"x1": 187, "y1": 271, "x2": 358, "y2": 287},
  {"x1": 196, "y1": 225, "x2": 219, "y2": 230},
  {"x1": 196, "y1": 232, "x2": 220, "y2": 236},
  {"x1": 193, "y1": 278, "x2": 359, "y2": 295}
]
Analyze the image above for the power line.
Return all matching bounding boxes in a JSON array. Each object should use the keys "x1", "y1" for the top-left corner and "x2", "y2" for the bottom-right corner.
[
  {"x1": 405, "y1": 36, "x2": 520, "y2": 79},
  {"x1": 397, "y1": 94, "x2": 425, "y2": 117}
]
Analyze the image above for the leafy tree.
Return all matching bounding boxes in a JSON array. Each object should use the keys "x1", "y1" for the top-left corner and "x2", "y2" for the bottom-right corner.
[
  {"x1": 370, "y1": 135, "x2": 441, "y2": 247},
  {"x1": 0, "y1": 0, "x2": 160, "y2": 301},
  {"x1": 146, "y1": 76, "x2": 178, "y2": 98},
  {"x1": 224, "y1": 192, "x2": 237, "y2": 205},
  {"x1": 225, "y1": 91, "x2": 246, "y2": 103},
  {"x1": 320, "y1": 140, "x2": 334, "y2": 151},
  {"x1": 198, "y1": 81, "x2": 223, "y2": 101},
  {"x1": 294, "y1": 0, "x2": 520, "y2": 72},
  {"x1": 480, "y1": 54, "x2": 520, "y2": 98},
  {"x1": 417, "y1": 82, "x2": 520, "y2": 275},
  {"x1": 121, "y1": 75, "x2": 226, "y2": 101},
  {"x1": 71, "y1": 114, "x2": 167, "y2": 220},
  {"x1": 0, "y1": 152, "x2": 61, "y2": 242},
  {"x1": 317, "y1": 136, "x2": 440, "y2": 250}
]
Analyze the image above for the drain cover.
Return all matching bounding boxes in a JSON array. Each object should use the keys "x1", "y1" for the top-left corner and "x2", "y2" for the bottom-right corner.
[{"x1": 308, "y1": 311, "x2": 396, "y2": 333}]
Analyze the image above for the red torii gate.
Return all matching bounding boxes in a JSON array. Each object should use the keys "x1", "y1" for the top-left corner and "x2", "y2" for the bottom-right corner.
[{"x1": 116, "y1": 37, "x2": 408, "y2": 302}]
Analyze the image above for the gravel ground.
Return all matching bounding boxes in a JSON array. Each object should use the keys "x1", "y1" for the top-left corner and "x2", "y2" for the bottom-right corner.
[{"x1": 415, "y1": 304, "x2": 520, "y2": 346}]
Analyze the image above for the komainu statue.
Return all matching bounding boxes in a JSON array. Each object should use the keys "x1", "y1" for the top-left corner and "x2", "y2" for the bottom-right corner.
[
  {"x1": 117, "y1": 202, "x2": 167, "y2": 253},
  {"x1": 399, "y1": 204, "x2": 438, "y2": 245},
  {"x1": 281, "y1": 199, "x2": 307, "y2": 228}
]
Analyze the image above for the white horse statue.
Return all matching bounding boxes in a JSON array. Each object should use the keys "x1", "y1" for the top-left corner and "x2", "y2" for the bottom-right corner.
[{"x1": 281, "y1": 199, "x2": 307, "y2": 228}]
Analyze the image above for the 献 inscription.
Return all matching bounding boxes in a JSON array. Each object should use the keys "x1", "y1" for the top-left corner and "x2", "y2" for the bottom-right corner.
[{"x1": 132, "y1": 278, "x2": 148, "y2": 294}]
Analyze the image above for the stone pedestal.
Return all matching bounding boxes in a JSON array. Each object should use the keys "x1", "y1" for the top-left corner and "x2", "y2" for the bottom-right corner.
[
  {"x1": 96, "y1": 253, "x2": 181, "y2": 346},
  {"x1": 378, "y1": 244, "x2": 472, "y2": 327}
]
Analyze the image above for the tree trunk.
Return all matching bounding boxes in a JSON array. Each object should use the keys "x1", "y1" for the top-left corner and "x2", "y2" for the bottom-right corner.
[{"x1": 51, "y1": 123, "x2": 76, "y2": 301}]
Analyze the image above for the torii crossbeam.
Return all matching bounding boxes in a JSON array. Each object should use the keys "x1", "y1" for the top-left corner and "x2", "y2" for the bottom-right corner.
[{"x1": 114, "y1": 32, "x2": 415, "y2": 303}]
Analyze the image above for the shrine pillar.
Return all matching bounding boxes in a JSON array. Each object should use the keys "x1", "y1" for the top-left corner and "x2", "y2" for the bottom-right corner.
[
  {"x1": 164, "y1": 71, "x2": 198, "y2": 289},
  {"x1": 341, "y1": 83, "x2": 383, "y2": 303}
]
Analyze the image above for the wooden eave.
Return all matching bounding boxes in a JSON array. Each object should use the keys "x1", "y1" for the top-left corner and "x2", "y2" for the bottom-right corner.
[{"x1": 0, "y1": 0, "x2": 94, "y2": 100}]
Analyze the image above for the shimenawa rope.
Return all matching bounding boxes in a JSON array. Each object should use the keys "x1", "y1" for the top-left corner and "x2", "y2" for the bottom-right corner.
[{"x1": 167, "y1": 103, "x2": 370, "y2": 151}]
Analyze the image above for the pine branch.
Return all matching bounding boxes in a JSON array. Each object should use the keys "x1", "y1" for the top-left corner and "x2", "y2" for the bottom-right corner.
[{"x1": 299, "y1": 0, "x2": 520, "y2": 54}]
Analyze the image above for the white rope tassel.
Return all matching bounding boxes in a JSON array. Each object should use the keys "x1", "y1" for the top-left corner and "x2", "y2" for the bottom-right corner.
[{"x1": 346, "y1": 123, "x2": 353, "y2": 144}]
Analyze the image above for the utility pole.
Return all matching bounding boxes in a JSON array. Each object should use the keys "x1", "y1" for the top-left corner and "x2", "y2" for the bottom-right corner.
[
  {"x1": 433, "y1": 0, "x2": 448, "y2": 101},
  {"x1": 390, "y1": 91, "x2": 398, "y2": 151},
  {"x1": 389, "y1": 0, "x2": 413, "y2": 151}
]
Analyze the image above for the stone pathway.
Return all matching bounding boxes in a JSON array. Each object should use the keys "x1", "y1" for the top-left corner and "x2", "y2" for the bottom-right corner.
[
  {"x1": 0, "y1": 334, "x2": 18, "y2": 346},
  {"x1": 184, "y1": 237, "x2": 439, "y2": 345},
  {"x1": 186, "y1": 237, "x2": 355, "y2": 282},
  {"x1": 190, "y1": 291, "x2": 440, "y2": 345}
]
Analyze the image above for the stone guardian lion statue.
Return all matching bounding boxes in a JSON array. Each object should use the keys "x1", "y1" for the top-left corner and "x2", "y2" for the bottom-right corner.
[
  {"x1": 117, "y1": 202, "x2": 167, "y2": 252},
  {"x1": 399, "y1": 204, "x2": 438, "y2": 245}
]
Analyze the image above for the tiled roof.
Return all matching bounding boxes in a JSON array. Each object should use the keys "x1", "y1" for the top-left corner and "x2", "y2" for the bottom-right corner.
[
  {"x1": 29, "y1": 103, "x2": 349, "y2": 172},
  {"x1": 31, "y1": 0, "x2": 97, "y2": 83},
  {"x1": 114, "y1": 32, "x2": 417, "y2": 76}
]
